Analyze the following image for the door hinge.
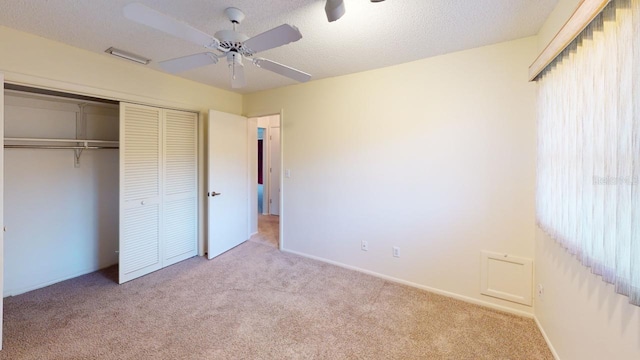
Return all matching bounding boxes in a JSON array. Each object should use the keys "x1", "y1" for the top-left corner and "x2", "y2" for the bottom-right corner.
[{"x1": 270, "y1": 199, "x2": 272, "y2": 204}]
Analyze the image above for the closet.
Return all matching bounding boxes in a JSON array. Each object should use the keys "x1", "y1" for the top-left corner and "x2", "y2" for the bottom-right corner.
[
  {"x1": 3, "y1": 90, "x2": 199, "y2": 294},
  {"x1": 3, "y1": 89, "x2": 120, "y2": 296}
]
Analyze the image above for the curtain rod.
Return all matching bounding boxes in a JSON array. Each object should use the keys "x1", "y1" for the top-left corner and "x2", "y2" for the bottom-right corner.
[{"x1": 529, "y1": 0, "x2": 611, "y2": 81}]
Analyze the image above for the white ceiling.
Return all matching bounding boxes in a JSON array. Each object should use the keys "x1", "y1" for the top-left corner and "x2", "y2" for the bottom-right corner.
[{"x1": 0, "y1": 0, "x2": 557, "y2": 94}]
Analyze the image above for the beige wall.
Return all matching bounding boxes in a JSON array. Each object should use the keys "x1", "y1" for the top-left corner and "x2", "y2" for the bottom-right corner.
[
  {"x1": 0, "y1": 26, "x2": 242, "y2": 115},
  {"x1": 244, "y1": 36, "x2": 538, "y2": 315},
  {"x1": 534, "y1": 1, "x2": 640, "y2": 359}
]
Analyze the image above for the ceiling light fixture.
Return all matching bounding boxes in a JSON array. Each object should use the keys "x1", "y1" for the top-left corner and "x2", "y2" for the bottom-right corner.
[
  {"x1": 105, "y1": 47, "x2": 151, "y2": 65},
  {"x1": 325, "y1": 0, "x2": 345, "y2": 22},
  {"x1": 325, "y1": 0, "x2": 385, "y2": 22}
]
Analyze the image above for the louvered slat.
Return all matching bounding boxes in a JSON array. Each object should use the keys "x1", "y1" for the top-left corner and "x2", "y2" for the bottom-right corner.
[
  {"x1": 164, "y1": 197, "x2": 197, "y2": 262},
  {"x1": 121, "y1": 205, "x2": 161, "y2": 275},
  {"x1": 164, "y1": 110, "x2": 197, "y2": 196},
  {"x1": 123, "y1": 106, "x2": 160, "y2": 201}
]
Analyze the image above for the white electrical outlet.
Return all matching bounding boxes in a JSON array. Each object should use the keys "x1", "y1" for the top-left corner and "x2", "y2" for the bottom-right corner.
[
  {"x1": 393, "y1": 246, "x2": 400, "y2": 258},
  {"x1": 361, "y1": 240, "x2": 368, "y2": 251}
]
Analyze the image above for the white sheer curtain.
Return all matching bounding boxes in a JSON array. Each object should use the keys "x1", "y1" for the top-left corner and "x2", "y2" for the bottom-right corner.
[{"x1": 536, "y1": 0, "x2": 640, "y2": 305}]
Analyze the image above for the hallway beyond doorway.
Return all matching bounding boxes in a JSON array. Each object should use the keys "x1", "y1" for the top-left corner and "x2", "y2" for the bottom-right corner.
[
  {"x1": 250, "y1": 215, "x2": 279, "y2": 249},
  {"x1": 258, "y1": 184, "x2": 264, "y2": 214}
]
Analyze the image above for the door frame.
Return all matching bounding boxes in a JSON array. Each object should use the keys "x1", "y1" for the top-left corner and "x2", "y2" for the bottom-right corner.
[
  {"x1": 267, "y1": 123, "x2": 281, "y2": 216},
  {"x1": 1, "y1": 72, "x2": 5, "y2": 349},
  {"x1": 249, "y1": 111, "x2": 284, "y2": 250}
]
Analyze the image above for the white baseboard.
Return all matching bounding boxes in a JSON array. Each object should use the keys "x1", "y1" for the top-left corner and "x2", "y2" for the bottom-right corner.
[
  {"x1": 534, "y1": 316, "x2": 560, "y2": 359},
  {"x1": 4, "y1": 262, "x2": 117, "y2": 297},
  {"x1": 281, "y1": 247, "x2": 534, "y2": 319}
]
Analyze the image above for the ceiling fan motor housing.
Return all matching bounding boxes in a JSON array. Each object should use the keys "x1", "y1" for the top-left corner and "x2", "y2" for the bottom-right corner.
[{"x1": 215, "y1": 29, "x2": 251, "y2": 55}]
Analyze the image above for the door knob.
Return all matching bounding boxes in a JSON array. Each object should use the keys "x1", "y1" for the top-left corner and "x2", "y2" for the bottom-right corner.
[{"x1": 209, "y1": 192, "x2": 222, "y2": 197}]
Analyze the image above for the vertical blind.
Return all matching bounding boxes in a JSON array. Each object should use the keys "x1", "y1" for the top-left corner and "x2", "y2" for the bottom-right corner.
[{"x1": 536, "y1": 0, "x2": 640, "y2": 305}]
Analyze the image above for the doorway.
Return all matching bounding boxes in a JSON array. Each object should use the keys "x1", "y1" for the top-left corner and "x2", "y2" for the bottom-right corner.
[
  {"x1": 257, "y1": 127, "x2": 265, "y2": 214},
  {"x1": 256, "y1": 115, "x2": 280, "y2": 216},
  {"x1": 252, "y1": 114, "x2": 281, "y2": 249}
]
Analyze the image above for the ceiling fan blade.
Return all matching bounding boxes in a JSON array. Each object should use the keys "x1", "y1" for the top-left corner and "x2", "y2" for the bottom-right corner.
[
  {"x1": 254, "y1": 58, "x2": 311, "y2": 83},
  {"x1": 159, "y1": 53, "x2": 218, "y2": 74},
  {"x1": 123, "y1": 3, "x2": 219, "y2": 49},
  {"x1": 244, "y1": 24, "x2": 302, "y2": 54}
]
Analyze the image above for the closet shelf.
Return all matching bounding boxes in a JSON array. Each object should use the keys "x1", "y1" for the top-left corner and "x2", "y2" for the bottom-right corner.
[{"x1": 4, "y1": 137, "x2": 119, "y2": 145}]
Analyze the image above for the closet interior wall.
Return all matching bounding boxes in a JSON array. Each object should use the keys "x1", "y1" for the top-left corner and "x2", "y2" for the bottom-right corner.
[{"x1": 3, "y1": 90, "x2": 119, "y2": 296}]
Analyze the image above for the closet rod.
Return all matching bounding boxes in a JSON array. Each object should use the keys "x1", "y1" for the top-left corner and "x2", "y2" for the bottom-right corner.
[
  {"x1": 4, "y1": 145, "x2": 118, "y2": 150},
  {"x1": 4, "y1": 137, "x2": 119, "y2": 144}
]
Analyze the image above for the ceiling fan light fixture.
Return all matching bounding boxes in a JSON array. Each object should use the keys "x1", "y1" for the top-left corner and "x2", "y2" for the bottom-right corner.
[
  {"x1": 227, "y1": 52, "x2": 243, "y2": 69},
  {"x1": 105, "y1": 47, "x2": 150, "y2": 65},
  {"x1": 325, "y1": 0, "x2": 345, "y2": 22},
  {"x1": 227, "y1": 52, "x2": 246, "y2": 88}
]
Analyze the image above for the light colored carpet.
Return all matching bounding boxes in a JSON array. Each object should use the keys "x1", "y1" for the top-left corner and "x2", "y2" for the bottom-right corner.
[
  {"x1": 250, "y1": 214, "x2": 280, "y2": 248},
  {"x1": 1, "y1": 216, "x2": 552, "y2": 359}
]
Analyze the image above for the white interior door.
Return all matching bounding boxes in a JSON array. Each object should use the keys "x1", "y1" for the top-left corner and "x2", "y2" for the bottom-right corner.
[
  {"x1": 207, "y1": 110, "x2": 248, "y2": 259},
  {"x1": 0, "y1": 73, "x2": 5, "y2": 348},
  {"x1": 269, "y1": 127, "x2": 281, "y2": 215}
]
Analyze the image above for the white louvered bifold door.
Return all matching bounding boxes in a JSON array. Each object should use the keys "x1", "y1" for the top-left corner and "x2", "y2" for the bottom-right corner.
[
  {"x1": 119, "y1": 103, "x2": 163, "y2": 284},
  {"x1": 162, "y1": 109, "x2": 198, "y2": 266}
]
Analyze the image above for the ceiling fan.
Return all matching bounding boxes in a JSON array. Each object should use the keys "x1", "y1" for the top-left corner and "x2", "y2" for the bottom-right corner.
[{"x1": 123, "y1": 3, "x2": 311, "y2": 89}]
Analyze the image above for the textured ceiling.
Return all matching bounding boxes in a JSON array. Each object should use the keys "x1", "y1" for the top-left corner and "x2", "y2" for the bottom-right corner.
[{"x1": 0, "y1": 0, "x2": 558, "y2": 94}]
